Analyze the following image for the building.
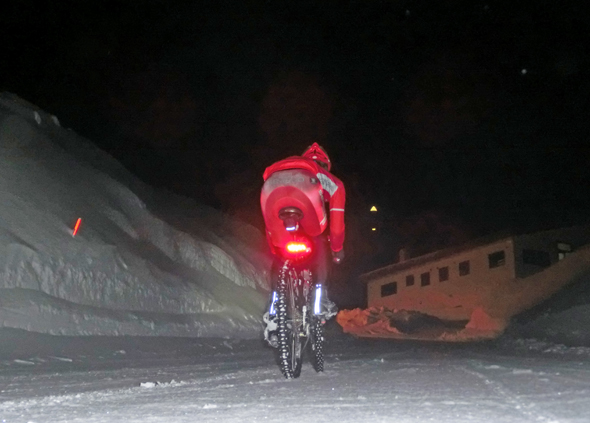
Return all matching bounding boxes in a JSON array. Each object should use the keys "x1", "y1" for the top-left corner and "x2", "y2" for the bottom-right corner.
[{"x1": 340, "y1": 225, "x2": 590, "y2": 340}]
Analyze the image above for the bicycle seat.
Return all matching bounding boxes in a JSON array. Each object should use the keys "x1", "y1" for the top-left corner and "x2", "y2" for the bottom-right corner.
[
  {"x1": 278, "y1": 207, "x2": 304, "y2": 221},
  {"x1": 279, "y1": 207, "x2": 303, "y2": 231}
]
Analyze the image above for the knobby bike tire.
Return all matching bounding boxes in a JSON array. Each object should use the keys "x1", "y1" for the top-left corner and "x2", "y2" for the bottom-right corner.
[
  {"x1": 276, "y1": 262, "x2": 303, "y2": 379},
  {"x1": 309, "y1": 317, "x2": 325, "y2": 373}
]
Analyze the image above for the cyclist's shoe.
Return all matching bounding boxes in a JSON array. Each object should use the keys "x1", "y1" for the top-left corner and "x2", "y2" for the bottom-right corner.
[
  {"x1": 314, "y1": 285, "x2": 338, "y2": 321},
  {"x1": 263, "y1": 311, "x2": 279, "y2": 348},
  {"x1": 267, "y1": 332, "x2": 279, "y2": 348},
  {"x1": 321, "y1": 297, "x2": 338, "y2": 320}
]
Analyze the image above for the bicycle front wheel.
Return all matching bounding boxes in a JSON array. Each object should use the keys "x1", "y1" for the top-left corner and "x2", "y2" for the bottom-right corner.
[{"x1": 309, "y1": 317, "x2": 324, "y2": 373}]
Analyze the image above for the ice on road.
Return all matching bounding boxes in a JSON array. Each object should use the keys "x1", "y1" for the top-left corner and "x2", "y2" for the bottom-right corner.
[{"x1": 1, "y1": 331, "x2": 589, "y2": 423}]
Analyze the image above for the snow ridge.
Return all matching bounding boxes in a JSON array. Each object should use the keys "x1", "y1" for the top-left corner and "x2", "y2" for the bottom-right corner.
[{"x1": 0, "y1": 93, "x2": 267, "y2": 338}]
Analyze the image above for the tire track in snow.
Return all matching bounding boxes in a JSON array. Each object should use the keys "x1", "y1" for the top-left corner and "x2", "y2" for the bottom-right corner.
[{"x1": 457, "y1": 364, "x2": 561, "y2": 423}]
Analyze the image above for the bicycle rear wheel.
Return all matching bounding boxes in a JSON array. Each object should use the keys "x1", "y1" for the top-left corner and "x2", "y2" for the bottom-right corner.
[{"x1": 276, "y1": 263, "x2": 303, "y2": 379}]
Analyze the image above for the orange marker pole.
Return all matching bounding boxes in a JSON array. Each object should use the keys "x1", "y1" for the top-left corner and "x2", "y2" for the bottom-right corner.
[{"x1": 72, "y1": 218, "x2": 82, "y2": 236}]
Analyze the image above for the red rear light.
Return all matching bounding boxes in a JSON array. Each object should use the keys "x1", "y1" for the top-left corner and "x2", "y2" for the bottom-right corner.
[
  {"x1": 286, "y1": 242, "x2": 310, "y2": 253},
  {"x1": 284, "y1": 240, "x2": 313, "y2": 258}
]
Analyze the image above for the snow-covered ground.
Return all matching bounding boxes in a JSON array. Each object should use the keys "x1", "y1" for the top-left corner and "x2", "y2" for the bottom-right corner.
[
  {"x1": 0, "y1": 92, "x2": 270, "y2": 339},
  {"x1": 1, "y1": 328, "x2": 590, "y2": 423}
]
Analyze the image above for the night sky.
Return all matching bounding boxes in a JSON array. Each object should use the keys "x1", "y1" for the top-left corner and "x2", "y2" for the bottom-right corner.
[{"x1": 2, "y1": 0, "x2": 590, "y2": 302}]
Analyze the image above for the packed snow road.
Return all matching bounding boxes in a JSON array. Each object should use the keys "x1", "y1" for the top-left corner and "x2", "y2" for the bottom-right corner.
[{"x1": 1, "y1": 327, "x2": 590, "y2": 423}]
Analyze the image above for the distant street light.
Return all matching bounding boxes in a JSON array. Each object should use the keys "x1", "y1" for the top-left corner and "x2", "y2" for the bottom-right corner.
[{"x1": 370, "y1": 206, "x2": 377, "y2": 212}]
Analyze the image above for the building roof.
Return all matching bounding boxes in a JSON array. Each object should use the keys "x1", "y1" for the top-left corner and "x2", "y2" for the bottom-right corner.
[{"x1": 361, "y1": 230, "x2": 514, "y2": 283}]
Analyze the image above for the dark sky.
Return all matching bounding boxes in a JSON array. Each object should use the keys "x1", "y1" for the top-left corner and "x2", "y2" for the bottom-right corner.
[{"x1": 2, "y1": 0, "x2": 590, "y2": 284}]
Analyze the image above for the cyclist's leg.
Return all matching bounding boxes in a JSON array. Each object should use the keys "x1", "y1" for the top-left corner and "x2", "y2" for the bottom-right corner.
[
  {"x1": 267, "y1": 254, "x2": 282, "y2": 315},
  {"x1": 312, "y1": 234, "x2": 329, "y2": 286},
  {"x1": 263, "y1": 254, "x2": 282, "y2": 348},
  {"x1": 311, "y1": 234, "x2": 337, "y2": 319}
]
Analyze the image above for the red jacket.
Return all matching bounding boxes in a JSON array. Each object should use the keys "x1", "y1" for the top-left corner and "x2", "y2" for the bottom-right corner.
[{"x1": 263, "y1": 156, "x2": 345, "y2": 252}]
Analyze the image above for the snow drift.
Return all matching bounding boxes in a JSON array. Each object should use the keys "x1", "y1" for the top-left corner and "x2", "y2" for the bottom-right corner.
[{"x1": 0, "y1": 93, "x2": 270, "y2": 338}]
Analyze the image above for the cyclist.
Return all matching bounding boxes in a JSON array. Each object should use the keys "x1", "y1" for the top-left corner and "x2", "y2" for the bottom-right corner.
[{"x1": 260, "y1": 142, "x2": 345, "y2": 347}]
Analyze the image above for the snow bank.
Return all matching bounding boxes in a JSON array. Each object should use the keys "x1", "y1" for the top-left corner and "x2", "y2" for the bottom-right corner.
[
  {"x1": 337, "y1": 306, "x2": 507, "y2": 342},
  {"x1": 505, "y1": 303, "x2": 590, "y2": 348},
  {"x1": 0, "y1": 93, "x2": 269, "y2": 338}
]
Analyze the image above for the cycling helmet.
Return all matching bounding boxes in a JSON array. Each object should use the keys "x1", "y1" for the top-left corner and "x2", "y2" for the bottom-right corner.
[{"x1": 302, "y1": 142, "x2": 331, "y2": 171}]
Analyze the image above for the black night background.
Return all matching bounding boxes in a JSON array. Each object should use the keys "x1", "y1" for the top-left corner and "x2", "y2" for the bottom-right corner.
[{"x1": 2, "y1": 0, "x2": 589, "y2": 306}]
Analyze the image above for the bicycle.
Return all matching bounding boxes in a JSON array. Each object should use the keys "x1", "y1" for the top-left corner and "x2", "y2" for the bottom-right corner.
[{"x1": 271, "y1": 206, "x2": 326, "y2": 379}]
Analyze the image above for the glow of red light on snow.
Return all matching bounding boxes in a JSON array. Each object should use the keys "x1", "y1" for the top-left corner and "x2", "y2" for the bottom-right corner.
[{"x1": 72, "y1": 218, "x2": 82, "y2": 236}]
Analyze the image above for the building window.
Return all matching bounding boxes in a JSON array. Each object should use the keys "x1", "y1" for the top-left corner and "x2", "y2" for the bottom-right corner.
[
  {"x1": 438, "y1": 266, "x2": 449, "y2": 282},
  {"x1": 405, "y1": 275, "x2": 415, "y2": 287},
  {"x1": 381, "y1": 282, "x2": 397, "y2": 297},
  {"x1": 488, "y1": 250, "x2": 505, "y2": 268},
  {"x1": 420, "y1": 272, "x2": 430, "y2": 286},
  {"x1": 557, "y1": 242, "x2": 572, "y2": 261},
  {"x1": 522, "y1": 249, "x2": 551, "y2": 267},
  {"x1": 459, "y1": 260, "x2": 470, "y2": 276}
]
